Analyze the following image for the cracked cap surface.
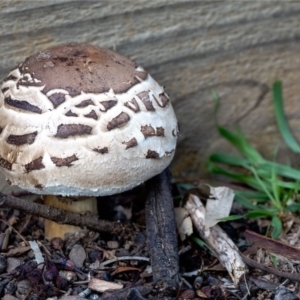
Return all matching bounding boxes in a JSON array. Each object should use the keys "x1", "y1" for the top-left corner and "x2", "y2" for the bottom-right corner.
[{"x1": 0, "y1": 43, "x2": 178, "y2": 196}]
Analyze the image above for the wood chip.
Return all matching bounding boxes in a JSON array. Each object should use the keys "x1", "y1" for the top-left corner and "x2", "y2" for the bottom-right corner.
[
  {"x1": 29, "y1": 240, "x2": 44, "y2": 266},
  {"x1": 88, "y1": 278, "x2": 123, "y2": 292},
  {"x1": 1, "y1": 246, "x2": 31, "y2": 257}
]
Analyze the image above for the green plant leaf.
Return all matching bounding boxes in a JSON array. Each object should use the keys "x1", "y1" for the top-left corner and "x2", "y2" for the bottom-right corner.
[
  {"x1": 207, "y1": 86, "x2": 300, "y2": 233},
  {"x1": 286, "y1": 203, "x2": 300, "y2": 212},
  {"x1": 271, "y1": 216, "x2": 282, "y2": 238},
  {"x1": 209, "y1": 153, "x2": 251, "y2": 168},
  {"x1": 234, "y1": 193, "x2": 259, "y2": 210},
  {"x1": 192, "y1": 236, "x2": 214, "y2": 255},
  {"x1": 273, "y1": 81, "x2": 300, "y2": 153},
  {"x1": 217, "y1": 126, "x2": 263, "y2": 163},
  {"x1": 271, "y1": 255, "x2": 278, "y2": 269},
  {"x1": 217, "y1": 214, "x2": 245, "y2": 221},
  {"x1": 260, "y1": 161, "x2": 300, "y2": 181},
  {"x1": 246, "y1": 210, "x2": 277, "y2": 219},
  {"x1": 206, "y1": 161, "x2": 272, "y2": 192},
  {"x1": 234, "y1": 190, "x2": 269, "y2": 200}
]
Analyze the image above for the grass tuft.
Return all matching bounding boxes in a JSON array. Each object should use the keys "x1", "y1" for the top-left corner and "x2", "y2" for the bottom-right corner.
[{"x1": 207, "y1": 82, "x2": 300, "y2": 238}]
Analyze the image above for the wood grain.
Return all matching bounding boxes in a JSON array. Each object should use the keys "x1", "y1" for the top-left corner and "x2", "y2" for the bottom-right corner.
[{"x1": 1, "y1": 1, "x2": 300, "y2": 182}]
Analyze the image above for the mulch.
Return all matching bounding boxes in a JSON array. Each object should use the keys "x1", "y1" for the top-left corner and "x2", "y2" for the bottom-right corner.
[{"x1": 0, "y1": 179, "x2": 300, "y2": 300}]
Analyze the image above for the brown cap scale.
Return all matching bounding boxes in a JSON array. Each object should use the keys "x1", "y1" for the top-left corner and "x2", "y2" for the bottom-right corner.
[{"x1": 0, "y1": 43, "x2": 179, "y2": 197}]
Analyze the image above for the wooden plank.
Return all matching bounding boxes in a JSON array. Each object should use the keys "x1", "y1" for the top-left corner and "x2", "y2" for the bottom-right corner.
[{"x1": 1, "y1": 1, "x2": 300, "y2": 181}]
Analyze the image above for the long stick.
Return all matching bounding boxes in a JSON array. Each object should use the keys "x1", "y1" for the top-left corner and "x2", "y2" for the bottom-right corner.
[{"x1": 0, "y1": 192, "x2": 136, "y2": 235}]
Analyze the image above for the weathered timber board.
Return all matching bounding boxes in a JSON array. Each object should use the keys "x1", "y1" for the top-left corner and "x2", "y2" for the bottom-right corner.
[{"x1": 1, "y1": 0, "x2": 300, "y2": 184}]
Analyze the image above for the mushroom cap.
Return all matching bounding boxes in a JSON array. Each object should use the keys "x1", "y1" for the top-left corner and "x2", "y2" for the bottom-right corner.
[{"x1": 0, "y1": 43, "x2": 178, "y2": 196}]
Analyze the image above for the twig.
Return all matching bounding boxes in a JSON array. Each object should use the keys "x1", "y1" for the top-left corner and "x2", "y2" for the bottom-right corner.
[
  {"x1": 0, "y1": 192, "x2": 138, "y2": 235},
  {"x1": 100, "y1": 256, "x2": 150, "y2": 267},
  {"x1": 240, "y1": 252, "x2": 300, "y2": 282},
  {"x1": 185, "y1": 194, "x2": 247, "y2": 285},
  {"x1": 178, "y1": 245, "x2": 192, "y2": 256},
  {"x1": 0, "y1": 218, "x2": 28, "y2": 246},
  {"x1": 179, "y1": 276, "x2": 192, "y2": 289},
  {"x1": 245, "y1": 230, "x2": 300, "y2": 260}
]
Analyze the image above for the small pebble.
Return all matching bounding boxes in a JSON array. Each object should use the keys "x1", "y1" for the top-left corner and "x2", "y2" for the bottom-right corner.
[
  {"x1": 5, "y1": 281, "x2": 17, "y2": 295},
  {"x1": 59, "y1": 270, "x2": 77, "y2": 282},
  {"x1": 78, "y1": 288, "x2": 92, "y2": 298},
  {"x1": 27, "y1": 294, "x2": 39, "y2": 300},
  {"x1": 88, "y1": 294, "x2": 100, "y2": 300},
  {"x1": 193, "y1": 276, "x2": 203, "y2": 289},
  {"x1": 50, "y1": 237, "x2": 64, "y2": 251},
  {"x1": 107, "y1": 240, "x2": 119, "y2": 249},
  {"x1": 88, "y1": 250, "x2": 101, "y2": 263},
  {"x1": 16, "y1": 280, "x2": 31, "y2": 298},
  {"x1": 2, "y1": 295, "x2": 18, "y2": 300},
  {"x1": 58, "y1": 296, "x2": 86, "y2": 300},
  {"x1": 69, "y1": 244, "x2": 86, "y2": 268},
  {"x1": 116, "y1": 248, "x2": 129, "y2": 257},
  {"x1": 6, "y1": 257, "x2": 21, "y2": 273}
]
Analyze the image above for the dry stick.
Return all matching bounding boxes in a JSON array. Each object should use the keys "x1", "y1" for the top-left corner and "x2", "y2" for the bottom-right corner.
[
  {"x1": 0, "y1": 218, "x2": 28, "y2": 246},
  {"x1": 185, "y1": 194, "x2": 247, "y2": 285},
  {"x1": 145, "y1": 168, "x2": 179, "y2": 295},
  {"x1": 0, "y1": 192, "x2": 136, "y2": 235},
  {"x1": 240, "y1": 252, "x2": 300, "y2": 282}
]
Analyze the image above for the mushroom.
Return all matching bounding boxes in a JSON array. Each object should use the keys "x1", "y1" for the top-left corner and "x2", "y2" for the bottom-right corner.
[{"x1": 0, "y1": 43, "x2": 179, "y2": 240}]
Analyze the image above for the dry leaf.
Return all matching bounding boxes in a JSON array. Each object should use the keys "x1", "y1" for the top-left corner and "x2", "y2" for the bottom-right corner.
[
  {"x1": 205, "y1": 186, "x2": 234, "y2": 227},
  {"x1": 88, "y1": 278, "x2": 123, "y2": 292},
  {"x1": 140, "y1": 265, "x2": 152, "y2": 278},
  {"x1": 174, "y1": 207, "x2": 193, "y2": 241}
]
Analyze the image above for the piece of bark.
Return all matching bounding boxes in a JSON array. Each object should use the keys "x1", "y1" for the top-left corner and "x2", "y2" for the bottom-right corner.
[
  {"x1": 185, "y1": 194, "x2": 247, "y2": 285},
  {"x1": 145, "y1": 168, "x2": 179, "y2": 295},
  {"x1": 245, "y1": 230, "x2": 300, "y2": 260},
  {"x1": 0, "y1": 192, "x2": 137, "y2": 235}
]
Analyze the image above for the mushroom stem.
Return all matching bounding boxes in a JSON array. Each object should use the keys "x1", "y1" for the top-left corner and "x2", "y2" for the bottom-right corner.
[
  {"x1": 44, "y1": 195, "x2": 98, "y2": 240},
  {"x1": 145, "y1": 168, "x2": 179, "y2": 295}
]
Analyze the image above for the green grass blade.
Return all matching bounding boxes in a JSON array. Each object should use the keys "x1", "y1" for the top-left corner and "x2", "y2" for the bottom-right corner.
[
  {"x1": 217, "y1": 126, "x2": 263, "y2": 163},
  {"x1": 286, "y1": 203, "x2": 300, "y2": 212},
  {"x1": 249, "y1": 166, "x2": 277, "y2": 206},
  {"x1": 192, "y1": 237, "x2": 214, "y2": 255},
  {"x1": 234, "y1": 193, "x2": 259, "y2": 209},
  {"x1": 212, "y1": 90, "x2": 221, "y2": 119},
  {"x1": 206, "y1": 162, "x2": 267, "y2": 191},
  {"x1": 271, "y1": 216, "x2": 282, "y2": 238},
  {"x1": 246, "y1": 210, "x2": 277, "y2": 218},
  {"x1": 271, "y1": 255, "x2": 279, "y2": 269},
  {"x1": 260, "y1": 161, "x2": 300, "y2": 181},
  {"x1": 209, "y1": 153, "x2": 251, "y2": 168},
  {"x1": 273, "y1": 81, "x2": 300, "y2": 153},
  {"x1": 234, "y1": 190, "x2": 269, "y2": 202},
  {"x1": 218, "y1": 215, "x2": 245, "y2": 221}
]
